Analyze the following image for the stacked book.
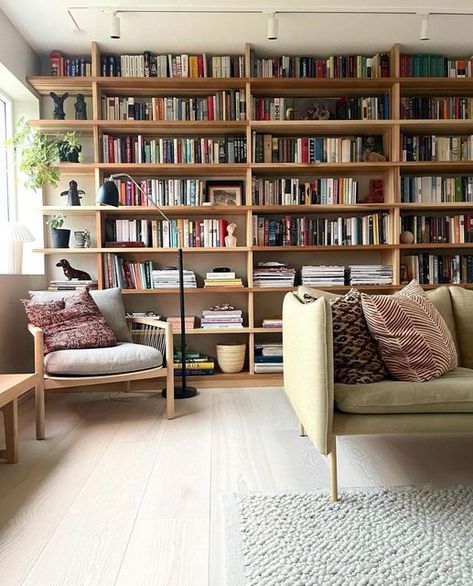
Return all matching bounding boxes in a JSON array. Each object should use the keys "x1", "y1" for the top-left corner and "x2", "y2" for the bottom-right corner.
[
  {"x1": 49, "y1": 279, "x2": 98, "y2": 291},
  {"x1": 204, "y1": 270, "x2": 243, "y2": 288},
  {"x1": 301, "y1": 266, "x2": 346, "y2": 286},
  {"x1": 348, "y1": 265, "x2": 393, "y2": 286},
  {"x1": 200, "y1": 305, "x2": 243, "y2": 329},
  {"x1": 152, "y1": 268, "x2": 197, "y2": 289},
  {"x1": 167, "y1": 316, "x2": 196, "y2": 333},
  {"x1": 253, "y1": 262, "x2": 296, "y2": 287},
  {"x1": 254, "y1": 344, "x2": 283, "y2": 374},
  {"x1": 173, "y1": 349, "x2": 215, "y2": 377},
  {"x1": 262, "y1": 318, "x2": 282, "y2": 329}
]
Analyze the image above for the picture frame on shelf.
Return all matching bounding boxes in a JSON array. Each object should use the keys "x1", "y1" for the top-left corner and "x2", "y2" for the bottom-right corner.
[{"x1": 206, "y1": 181, "x2": 243, "y2": 206}]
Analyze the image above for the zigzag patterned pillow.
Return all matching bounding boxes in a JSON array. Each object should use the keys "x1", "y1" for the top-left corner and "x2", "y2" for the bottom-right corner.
[{"x1": 361, "y1": 281, "x2": 458, "y2": 382}]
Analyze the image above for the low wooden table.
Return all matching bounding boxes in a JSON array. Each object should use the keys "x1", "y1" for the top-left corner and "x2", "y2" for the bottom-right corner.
[{"x1": 0, "y1": 373, "x2": 39, "y2": 463}]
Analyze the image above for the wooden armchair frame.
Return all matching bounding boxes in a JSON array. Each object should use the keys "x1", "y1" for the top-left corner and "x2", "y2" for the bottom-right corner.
[{"x1": 28, "y1": 318, "x2": 174, "y2": 440}]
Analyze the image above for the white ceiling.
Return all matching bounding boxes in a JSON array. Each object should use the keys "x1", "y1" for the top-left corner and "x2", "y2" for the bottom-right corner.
[{"x1": 3, "y1": 0, "x2": 473, "y2": 57}]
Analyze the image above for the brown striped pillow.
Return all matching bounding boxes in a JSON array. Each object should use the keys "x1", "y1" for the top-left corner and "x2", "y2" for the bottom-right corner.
[{"x1": 361, "y1": 281, "x2": 458, "y2": 382}]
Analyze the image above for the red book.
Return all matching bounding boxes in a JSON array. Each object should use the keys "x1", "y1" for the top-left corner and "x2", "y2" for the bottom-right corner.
[
  {"x1": 264, "y1": 218, "x2": 269, "y2": 246},
  {"x1": 50, "y1": 51, "x2": 62, "y2": 76},
  {"x1": 302, "y1": 137, "x2": 309, "y2": 163},
  {"x1": 108, "y1": 136, "x2": 114, "y2": 163},
  {"x1": 207, "y1": 95, "x2": 213, "y2": 121},
  {"x1": 197, "y1": 55, "x2": 204, "y2": 78},
  {"x1": 218, "y1": 219, "x2": 228, "y2": 247}
]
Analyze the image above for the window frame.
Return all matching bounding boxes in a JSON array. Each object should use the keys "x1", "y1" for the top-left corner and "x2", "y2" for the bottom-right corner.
[{"x1": 0, "y1": 91, "x2": 14, "y2": 223}]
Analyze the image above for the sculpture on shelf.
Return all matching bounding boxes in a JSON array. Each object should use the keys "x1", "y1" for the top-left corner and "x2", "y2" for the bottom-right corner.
[
  {"x1": 74, "y1": 94, "x2": 87, "y2": 120},
  {"x1": 50, "y1": 92, "x2": 69, "y2": 120},
  {"x1": 60, "y1": 180, "x2": 85, "y2": 206},
  {"x1": 225, "y1": 223, "x2": 237, "y2": 248},
  {"x1": 305, "y1": 103, "x2": 331, "y2": 120},
  {"x1": 56, "y1": 258, "x2": 92, "y2": 281},
  {"x1": 74, "y1": 229, "x2": 91, "y2": 248},
  {"x1": 362, "y1": 136, "x2": 386, "y2": 162}
]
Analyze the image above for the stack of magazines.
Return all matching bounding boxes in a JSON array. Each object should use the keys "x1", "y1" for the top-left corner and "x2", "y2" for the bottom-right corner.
[
  {"x1": 254, "y1": 344, "x2": 283, "y2": 373},
  {"x1": 200, "y1": 304, "x2": 243, "y2": 329},
  {"x1": 151, "y1": 268, "x2": 197, "y2": 289},
  {"x1": 348, "y1": 265, "x2": 393, "y2": 285},
  {"x1": 253, "y1": 262, "x2": 296, "y2": 287},
  {"x1": 301, "y1": 266, "x2": 345, "y2": 287}
]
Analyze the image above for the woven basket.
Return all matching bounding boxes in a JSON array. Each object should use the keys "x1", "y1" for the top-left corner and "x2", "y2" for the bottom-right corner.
[{"x1": 216, "y1": 343, "x2": 246, "y2": 374}]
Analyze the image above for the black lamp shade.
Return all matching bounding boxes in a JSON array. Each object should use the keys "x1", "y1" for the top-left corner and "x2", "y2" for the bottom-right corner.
[{"x1": 96, "y1": 180, "x2": 120, "y2": 207}]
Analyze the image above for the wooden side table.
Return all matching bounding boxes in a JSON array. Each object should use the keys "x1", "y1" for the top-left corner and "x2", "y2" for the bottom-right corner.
[{"x1": 0, "y1": 373, "x2": 39, "y2": 464}]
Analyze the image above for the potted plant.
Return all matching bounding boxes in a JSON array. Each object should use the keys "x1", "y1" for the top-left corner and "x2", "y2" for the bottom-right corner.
[
  {"x1": 8, "y1": 119, "x2": 81, "y2": 189},
  {"x1": 47, "y1": 214, "x2": 70, "y2": 248}
]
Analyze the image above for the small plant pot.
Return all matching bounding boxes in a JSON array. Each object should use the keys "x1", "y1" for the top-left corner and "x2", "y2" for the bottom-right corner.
[
  {"x1": 216, "y1": 343, "x2": 246, "y2": 374},
  {"x1": 74, "y1": 231, "x2": 86, "y2": 247},
  {"x1": 50, "y1": 228, "x2": 70, "y2": 248},
  {"x1": 57, "y1": 142, "x2": 81, "y2": 163}
]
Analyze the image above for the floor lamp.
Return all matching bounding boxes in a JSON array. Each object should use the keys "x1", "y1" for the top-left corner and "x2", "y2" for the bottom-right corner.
[{"x1": 96, "y1": 174, "x2": 197, "y2": 399}]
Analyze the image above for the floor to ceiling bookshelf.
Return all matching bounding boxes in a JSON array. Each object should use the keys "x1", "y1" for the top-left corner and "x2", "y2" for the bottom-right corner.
[{"x1": 27, "y1": 41, "x2": 473, "y2": 387}]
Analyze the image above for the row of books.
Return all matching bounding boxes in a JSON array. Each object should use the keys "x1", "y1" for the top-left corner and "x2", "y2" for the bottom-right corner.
[
  {"x1": 400, "y1": 97, "x2": 473, "y2": 120},
  {"x1": 404, "y1": 254, "x2": 473, "y2": 285},
  {"x1": 253, "y1": 134, "x2": 383, "y2": 163},
  {"x1": 200, "y1": 305, "x2": 243, "y2": 329},
  {"x1": 101, "y1": 135, "x2": 247, "y2": 164},
  {"x1": 101, "y1": 53, "x2": 244, "y2": 78},
  {"x1": 252, "y1": 214, "x2": 390, "y2": 246},
  {"x1": 49, "y1": 51, "x2": 91, "y2": 77},
  {"x1": 253, "y1": 263, "x2": 296, "y2": 287},
  {"x1": 402, "y1": 135, "x2": 473, "y2": 162},
  {"x1": 109, "y1": 177, "x2": 205, "y2": 207},
  {"x1": 251, "y1": 177, "x2": 360, "y2": 206},
  {"x1": 173, "y1": 349, "x2": 215, "y2": 377},
  {"x1": 167, "y1": 316, "x2": 195, "y2": 334},
  {"x1": 104, "y1": 255, "x2": 153, "y2": 289},
  {"x1": 249, "y1": 51, "x2": 390, "y2": 79},
  {"x1": 101, "y1": 91, "x2": 246, "y2": 122},
  {"x1": 399, "y1": 54, "x2": 473, "y2": 78},
  {"x1": 254, "y1": 344, "x2": 283, "y2": 374},
  {"x1": 203, "y1": 270, "x2": 243, "y2": 288},
  {"x1": 400, "y1": 215, "x2": 473, "y2": 244},
  {"x1": 300, "y1": 265, "x2": 393, "y2": 286},
  {"x1": 401, "y1": 176, "x2": 473, "y2": 203}
]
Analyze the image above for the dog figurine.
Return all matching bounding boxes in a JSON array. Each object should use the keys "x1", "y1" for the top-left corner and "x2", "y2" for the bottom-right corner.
[{"x1": 56, "y1": 259, "x2": 92, "y2": 281}]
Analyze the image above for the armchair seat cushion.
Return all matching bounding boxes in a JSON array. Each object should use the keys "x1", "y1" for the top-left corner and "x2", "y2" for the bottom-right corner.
[
  {"x1": 335, "y1": 367, "x2": 473, "y2": 414},
  {"x1": 44, "y1": 342, "x2": 163, "y2": 376}
]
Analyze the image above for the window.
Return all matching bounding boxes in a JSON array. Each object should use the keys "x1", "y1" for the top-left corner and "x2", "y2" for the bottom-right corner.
[{"x1": 0, "y1": 92, "x2": 12, "y2": 223}]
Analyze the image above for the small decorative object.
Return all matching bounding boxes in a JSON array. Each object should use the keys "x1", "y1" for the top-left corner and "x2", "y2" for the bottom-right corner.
[
  {"x1": 46, "y1": 214, "x2": 70, "y2": 248},
  {"x1": 305, "y1": 103, "x2": 331, "y2": 121},
  {"x1": 285, "y1": 107, "x2": 295, "y2": 120},
  {"x1": 56, "y1": 258, "x2": 92, "y2": 281},
  {"x1": 60, "y1": 179, "x2": 85, "y2": 206},
  {"x1": 74, "y1": 94, "x2": 87, "y2": 120},
  {"x1": 74, "y1": 229, "x2": 91, "y2": 248},
  {"x1": 366, "y1": 179, "x2": 384, "y2": 203},
  {"x1": 225, "y1": 223, "x2": 237, "y2": 248},
  {"x1": 400, "y1": 230, "x2": 415, "y2": 244},
  {"x1": 400, "y1": 263, "x2": 409, "y2": 284},
  {"x1": 3, "y1": 222, "x2": 34, "y2": 274},
  {"x1": 57, "y1": 131, "x2": 81, "y2": 163},
  {"x1": 50, "y1": 92, "x2": 69, "y2": 120},
  {"x1": 216, "y1": 343, "x2": 246, "y2": 374},
  {"x1": 209, "y1": 303, "x2": 235, "y2": 311},
  {"x1": 206, "y1": 181, "x2": 243, "y2": 206},
  {"x1": 362, "y1": 136, "x2": 386, "y2": 162}
]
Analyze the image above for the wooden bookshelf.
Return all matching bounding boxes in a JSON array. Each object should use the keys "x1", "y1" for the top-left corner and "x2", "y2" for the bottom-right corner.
[{"x1": 28, "y1": 41, "x2": 473, "y2": 387}]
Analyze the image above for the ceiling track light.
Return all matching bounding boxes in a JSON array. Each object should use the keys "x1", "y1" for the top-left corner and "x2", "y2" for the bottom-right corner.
[
  {"x1": 267, "y1": 13, "x2": 278, "y2": 40},
  {"x1": 109, "y1": 11, "x2": 121, "y2": 39},
  {"x1": 420, "y1": 13, "x2": 430, "y2": 41}
]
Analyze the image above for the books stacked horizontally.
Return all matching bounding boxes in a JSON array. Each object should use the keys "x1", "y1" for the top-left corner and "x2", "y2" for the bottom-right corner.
[
  {"x1": 301, "y1": 265, "x2": 345, "y2": 287},
  {"x1": 348, "y1": 265, "x2": 393, "y2": 286},
  {"x1": 200, "y1": 305, "x2": 243, "y2": 329},
  {"x1": 173, "y1": 349, "x2": 215, "y2": 377},
  {"x1": 152, "y1": 268, "x2": 197, "y2": 289},
  {"x1": 167, "y1": 316, "x2": 196, "y2": 333},
  {"x1": 204, "y1": 270, "x2": 243, "y2": 288},
  {"x1": 262, "y1": 318, "x2": 282, "y2": 329},
  {"x1": 253, "y1": 262, "x2": 296, "y2": 287},
  {"x1": 49, "y1": 279, "x2": 98, "y2": 291},
  {"x1": 254, "y1": 344, "x2": 283, "y2": 374}
]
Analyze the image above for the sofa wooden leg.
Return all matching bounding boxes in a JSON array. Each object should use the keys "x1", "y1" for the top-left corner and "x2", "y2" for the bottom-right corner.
[
  {"x1": 299, "y1": 421, "x2": 306, "y2": 437},
  {"x1": 35, "y1": 382, "x2": 45, "y2": 440},
  {"x1": 329, "y1": 439, "x2": 338, "y2": 502}
]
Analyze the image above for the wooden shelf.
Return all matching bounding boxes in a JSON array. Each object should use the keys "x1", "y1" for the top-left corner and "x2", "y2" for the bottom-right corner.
[
  {"x1": 121, "y1": 288, "x2": 250, "y2": 295},
  {"x1": 251, "y1": 204, "x2": 395, "y2": 213},
  {"x1": 29, "y1": 120, "x2": 95, "y2": 132},
  {"x1": 400, "y1": 119, "x2": 473, "y2": 133},
  {"x1": 250, "y1": 120, "x2": 393, "y2": 135},
  {"x1": 27, "y1": 76, "x2": 94, "y2": 95},
  {"x1": 252, "y1": 244, "x2": 396, "y2": 252},
  {"x1": 98, "y1": 120, "x2": 248, "y2": 135},
  {"x1": 251, "y1": 162, "x2": 396, "y2": 175},
  {"x1": 399, "y1": 162, "x2": 473, "y2": 172},
  {"x1": 96, "y1": 163, "x2": 249, "y2": 176},
  {"x1": 398, "y1": 202, "x2": 473, "y2": 210},
  {"x1": 173, "y1": 328, "x2": 250, "y2": 335},
  {"x1": 399, "y1": 243, "x2": 473, "y2": 249}
]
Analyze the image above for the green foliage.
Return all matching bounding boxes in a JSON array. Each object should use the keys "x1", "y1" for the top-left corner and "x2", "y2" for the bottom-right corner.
[{"x1": 46, "y1": 213, "x2": 65, "y2": 230}]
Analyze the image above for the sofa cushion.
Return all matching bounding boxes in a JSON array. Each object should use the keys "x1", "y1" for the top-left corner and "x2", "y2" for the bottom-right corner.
[
  {"x1": 330, "y1": 290, "x2": 387, "y2": 384},
  {"x1": 426, "y1": 286, "x2": 458, "y2": 351},
  {"x1": 29, "y1": 287, "x2": 132, "y2": 343},
  {"x1": 335, "y1": 367, "x2": 473, "y2": 413},
  {"x1": 44, "y1": 342, "x2": 163, "y2": 376},
  {"x1": 448, "y1": 287, "x2": 473, "y2": 368},
  {"x1": 361, "y1": 281, "x2": 458, "y2": 382}
]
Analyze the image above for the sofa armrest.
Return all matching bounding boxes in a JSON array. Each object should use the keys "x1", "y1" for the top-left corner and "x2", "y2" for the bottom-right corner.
[
  {"x1": 127, "y1": 318, "x2": 173, "y2": 364},
  {"x1": 27, "y1": 324, "x2": 45, "y2": 377},
  {"x1": 282, "y1": 293, "x2": 334, "y2": 456}
]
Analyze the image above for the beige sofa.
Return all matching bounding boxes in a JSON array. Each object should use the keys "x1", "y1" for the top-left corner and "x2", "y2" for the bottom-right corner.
[{"x1": 282, "y1": 285, "x2": 473, "y2": 501}]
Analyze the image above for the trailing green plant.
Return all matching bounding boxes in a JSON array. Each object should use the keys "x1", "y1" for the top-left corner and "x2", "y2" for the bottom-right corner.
[
  {"x1": 7, "y1": 118, "x2": 81, "y2": 190},
  {"x1": 46, "y1": 213, "x2": 65, "y2": 230}
]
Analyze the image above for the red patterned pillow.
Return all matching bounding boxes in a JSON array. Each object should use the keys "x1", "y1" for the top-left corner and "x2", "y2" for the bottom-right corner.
[
  {"x1": 23, "y1": 289, "x2": 117, "y2": 354},
  {"x1": 361, "y1": 281, "x2": 458, "y2": 382}
]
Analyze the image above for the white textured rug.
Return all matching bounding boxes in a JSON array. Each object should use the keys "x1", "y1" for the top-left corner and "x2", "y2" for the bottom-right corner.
[{"x1": 226, "y1": 486, "x2": 473, "y2": 586}]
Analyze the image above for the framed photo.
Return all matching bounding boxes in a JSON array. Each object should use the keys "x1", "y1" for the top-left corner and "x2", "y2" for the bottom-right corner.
[{"x1": 206, "y1": 181, "x2": 243, "y2": 206}]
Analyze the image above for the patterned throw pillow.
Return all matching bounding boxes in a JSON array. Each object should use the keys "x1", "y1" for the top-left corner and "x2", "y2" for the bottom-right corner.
[
  {"x1": 361, "y1": 280, "x2": 458, "y2": 382},
  {"x1": 330, "y1": 289, "x2": 388, "y2": 384},
  {"x1": 23, "y1": 289, "x2": 117, "y2": 354}
]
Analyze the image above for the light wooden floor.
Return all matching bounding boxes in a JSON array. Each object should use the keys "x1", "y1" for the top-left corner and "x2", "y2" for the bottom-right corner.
[{"x1": 0, "y1": 387, "x2": 472, "y2": 586}]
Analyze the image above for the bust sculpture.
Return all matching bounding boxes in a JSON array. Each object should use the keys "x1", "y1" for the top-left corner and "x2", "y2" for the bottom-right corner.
[{"x1": 225, "y1": 223, "x2": 237, "y2": 247}]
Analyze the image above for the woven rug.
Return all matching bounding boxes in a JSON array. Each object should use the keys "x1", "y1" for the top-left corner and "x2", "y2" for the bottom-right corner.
[{"x1": 226, "y1": 486, "x2": 473, "y2": 586}]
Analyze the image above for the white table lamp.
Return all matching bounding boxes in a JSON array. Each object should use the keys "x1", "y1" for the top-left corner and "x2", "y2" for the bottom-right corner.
[{"x1": 5, "y1": 222, "x2": 35, "y2": 274}]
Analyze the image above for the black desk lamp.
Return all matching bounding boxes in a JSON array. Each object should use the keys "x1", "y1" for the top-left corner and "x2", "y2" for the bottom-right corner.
[{"x1": 96, "y1": 174, "x2": 197, "y2": 399}]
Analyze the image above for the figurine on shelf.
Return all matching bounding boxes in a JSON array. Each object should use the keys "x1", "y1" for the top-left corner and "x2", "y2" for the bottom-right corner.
[
  {"x1": 225, "y1": 223, "x2": 237, "y2": 248},
  {"x1": 74, "y1": 94, "x2": 87, "y2": 120},
  {"x1": 362, "y1": 136, "x2": 386, "y2": 162},
  {"x1": 305, "y1": 103, "x2": 331, "y2": 120},
  {"x1": 60, "y1": 180, "x2": 85, "y2": 206},
  {"x1": 56, "y1": 259, "x2": 92, "y2": 281},
  {"x1": 50, "y1": 92, "x2": 68, "y2": 120}
]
